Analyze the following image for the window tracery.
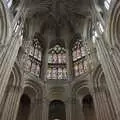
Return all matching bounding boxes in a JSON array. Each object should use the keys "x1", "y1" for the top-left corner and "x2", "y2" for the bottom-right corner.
[
  {"x1": 72, "y1": 38, "x2": 88, "y2": 76},
  {"x1": 47, "y1": 45, "x2": 67, "y2": 80},
  {"x1": 24, "y1": 37, "x2": 42, "y2": 77}
]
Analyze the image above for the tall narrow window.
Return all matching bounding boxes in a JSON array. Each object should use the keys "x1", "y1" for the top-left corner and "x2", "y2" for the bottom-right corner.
[
  {"x1": 72, "y1": 38, "x2": 88, "y2": 76},
  {"x1": 25, "y1": 37, "x2": 42, "y2": 77},
  {"x1": 104, "y1": 0, "x2": 111, "y2": 10},
  {"x1": 47, "y1": 45, "x2": 67, "y2": 80}
]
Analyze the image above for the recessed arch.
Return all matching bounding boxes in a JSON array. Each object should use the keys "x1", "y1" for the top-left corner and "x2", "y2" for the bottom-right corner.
[
  {"x1": 23, "y1": 79, "x2": 43, "y2": 99},
  {"x1": 49, "y1": 100, "x2": 66, "y2": 120},
  {"x1": 16, "y1": 79, "x2": 43, "y2": 120},
  {"x1": 72, "y1": 80, "x2": 89, "y2": 96},
  {"x1": 109, "y1": 0, "x2": 120, "y2": 49},
  {"x1": 82, "y1": 94, "x2": 96, "y2": 120}
]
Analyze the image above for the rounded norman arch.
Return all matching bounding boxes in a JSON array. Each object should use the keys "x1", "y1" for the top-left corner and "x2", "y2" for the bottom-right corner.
[
  {"x1": 72, "y1": 80, "x2": 89, "y2": 97},
  {"x1": 23, "y1": 79, "x2": 43, "y2": 99},
  {"x1": 16, "y1": 79, "x2": 44, "y2": 120}
]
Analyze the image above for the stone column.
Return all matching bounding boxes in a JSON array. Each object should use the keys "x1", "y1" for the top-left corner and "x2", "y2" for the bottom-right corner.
[
  {"x1": 29, "y1": 97, "x2": 43, "y2": 120},
  {"x1": 111, "y1": 47, "x2": 120, "y2": 74},
  {"x1": 35, "y1": 98, "x2": 43, "y2": 120},
  {"x1": 41, "y1": 47, "x2": 49, "y2": 81},
  {"x1": 92, "y1": 89, "x2": 113, "y2": 120},
  {"x1": 71, "y1": 97, "x2": 85, "y2": 120},
  {"x1": 29, "y1": 98, "x2": 36, "y2": 120},
  {"x1": 95, "y1": 37, "x2": 120, "y2": 119},
  {"x1": 42, "y1": 98, "x2": 49, "y2": 120},
  {"x1": 77, "y1": 98, "x2": 85, "y2": 120},
  {"x1": 0, "y1": 35, "x2": 22, "y2": 106},
  {"x1": 66, "y1": 98, "x2": 72, "y2": 120},
  {"x1": 66, "y1": 44, "x2": 73, "y2": 81},
  {"x1": 1, "y1": 86, "x2": 23, "y2": 120},
  {"x1": 104, "y1": 87, "x2": 117, "y2": 120}
]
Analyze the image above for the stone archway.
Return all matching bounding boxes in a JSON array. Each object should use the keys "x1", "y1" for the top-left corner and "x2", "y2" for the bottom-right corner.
[
  {"x1": 108, "y1": 1, "x2": 120, "y2": 74},
  {"x1": 20, "y1": 79, "x2": 43, "y2": 120}
]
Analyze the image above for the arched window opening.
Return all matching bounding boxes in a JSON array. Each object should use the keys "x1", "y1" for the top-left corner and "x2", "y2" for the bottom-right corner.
[
  {"x1": 24, "y1": 35, "x2": 42, "y2": 77},
  {"x1": 49, "y1": 100, "x2": 66, "y2": 120},
  {"x1": 82, "y1": 95, "x2": 96, "y2": 120},
  {"x1": 47, "y1": 44, "x2": 67, "y2": 80},
  {"x1": 72, "y1": 37, "x2": 88, "y2": 76},
  {"x1": 16, "y1": 94, "x2": 31, "y2": 120}
]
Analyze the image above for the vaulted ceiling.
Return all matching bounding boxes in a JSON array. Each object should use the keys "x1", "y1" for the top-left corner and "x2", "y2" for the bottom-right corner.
[{"x1": 24, "y1": 0, "x2": 91, "y2": 46}]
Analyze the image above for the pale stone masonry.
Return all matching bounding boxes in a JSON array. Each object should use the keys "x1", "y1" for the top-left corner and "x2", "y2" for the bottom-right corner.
[{"x1": 0, "y1": 0, "x2": 120, "y2": 120}]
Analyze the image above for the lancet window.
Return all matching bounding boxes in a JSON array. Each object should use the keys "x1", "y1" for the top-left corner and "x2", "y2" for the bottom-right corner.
[
  {"x1": 72, "y1": 38, "x2": 88, "y2": 76},
  {"x1": 47, "y1": 45, "x2": 67, "y2": 80},
  {"x1": 25, "y1": 36, "x2": 42, "y2": 77}
]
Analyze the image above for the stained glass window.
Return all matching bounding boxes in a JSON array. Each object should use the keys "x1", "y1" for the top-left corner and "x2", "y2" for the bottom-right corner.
[
  {"x1": 72, "y1": 39, "x2": 88, "y2": 76},
  {"x1": 47, "y1": 45, "x2": 67, "y2": 80},
  {"x1": 24, "y1": 37, "x2": 42, "y2": 77}
]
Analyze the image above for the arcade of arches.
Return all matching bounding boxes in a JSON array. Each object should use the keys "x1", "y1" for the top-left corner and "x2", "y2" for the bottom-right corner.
[{"x1": 0, "y1": 0, "x2": 120, "y2": 120}]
